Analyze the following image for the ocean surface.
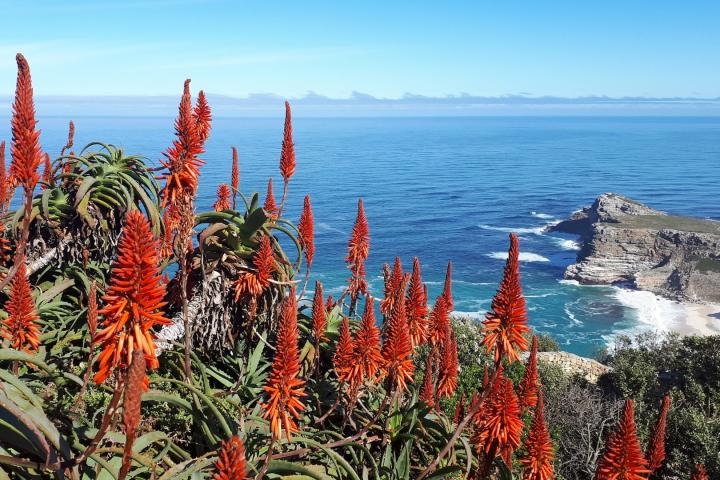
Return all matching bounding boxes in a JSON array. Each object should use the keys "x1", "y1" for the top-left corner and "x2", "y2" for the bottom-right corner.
[{"x1": 25, "y1": 115, "x2": 720, "y2": 356}]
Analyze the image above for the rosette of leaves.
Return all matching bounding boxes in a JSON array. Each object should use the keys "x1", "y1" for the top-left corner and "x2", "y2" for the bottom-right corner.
[
  {"x1": 8, "y1": 142, "x2": 161, "y2": 279},
  {"x1": 163, "y1": 191, "x2": 302, "y2": 354}
]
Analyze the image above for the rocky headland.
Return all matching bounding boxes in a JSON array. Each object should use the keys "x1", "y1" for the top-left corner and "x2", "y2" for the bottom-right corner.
[{"x1": 549, "y1": 193, "x2": 720, "y2": 304}]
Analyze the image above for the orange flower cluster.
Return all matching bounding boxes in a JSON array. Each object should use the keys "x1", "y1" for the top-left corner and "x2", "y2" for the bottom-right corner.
[
  {"x1": 62, "y1": 120, "x2": 75, "y2": 155},
  {"x1": 406, "y1": 257, "x2": 429, "y2": 348},
  {"x1": 646, "y1": 395, "x2": 670, "y2": 472},
  {"x1": 518, "y1": 335, "x2": 540, "y2": 410},
  {"x1": 428, "y1": 294, "x2": 450, "y2": 347},
  {"x1": 261, "y1": 290, "x2": 306, "y2": 440},
  {"x1": 333, "y1": 316, "x2": 355, "y2": 384},
  {"x1": 380, "y1": 257, "x2": 405, "y2": 316},
  {"x1": 437, "y1": 328, "x2": 458, "y2": 398},
  {"x1": 279, "y1": 101, "x2": 296, "y2": 183},
  {"x1": 345, "y1": 296, "x2": 383, "y2": 387},
  {"x1": 231, "y1": 146, "x2": 239, "y2": 210},
  {"x1": 264, "y1": 178, "x2": 278, "y2": 218},
  {"x1": 160, "y1": 79, "x2": 209, "y2": 208},
  {"x1": 691, "y1": 465, "x2": 709, "y2": 480},
  {"x1": 520, "y1": 392, "x2": 555, "y2": 480},
  {"x1": 346, "y1": 199, "x2": 369, "y2": 299},
  {"x1": 194, "y1": 90, "x2": 212, "y2": 143},
  {"x1": 94, "y1": 210, "x2": 169, "y2": 386},
  {"x1": 1, "y1": 262, "x2": 40, "y2": 352},
  {"x1": 120, "y1": 349, "x2": 146, "y2": 480},
  {"x1": 481, "y1": 233, "x2": 530, "y2": 364},
  {"x1": 10, "y1": 54, "x2": 43, "y2": 193},
  {"x1": 472, "y1": 369, "x2": 523, "y2": 467},
  {"x1": 234, "y1": 235, "x2": 276, "y2": 300},
  {"x1": 595, "y1": 400, "x2": 650, "y2": 480},
  {"x1": 419, "y1": 355, "x2": 435, "y2": 408},
  {"x1": 442, "y1": 262, "x2": 453, "y2": 311},
  {"x1": 311, "y1": 281, "x2": 327, "y2": 344},
  {"x1": 213, "y1": 184, "x2": 231, "y2": 212},
  {"x1": 41, "y1": 153, "x2": 53, "y2": 189},
  {"x1": 298, "y1": 195, "x2": 314, "y2": 269},
  {"x1": 213, "y1": 436, "x2": 248, "y2": 480},
  {"x1": 381, "y1": 271, "x2": 415, "y2": 391}
]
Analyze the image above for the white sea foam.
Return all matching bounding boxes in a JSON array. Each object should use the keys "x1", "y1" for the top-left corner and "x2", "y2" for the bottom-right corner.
[
  {"x1": 526, "y1": 292, "x2": 559, "y2": 298},
  {"x1": 563, "y1": 304, "x2": 583, "y2": 325},
  {"x1": 552, "y1": 238, "x2": 581, "y2": 251},
  {"x1": 486, "y1": 252, "x2": 550, "y2": 262},
  {"x1": 557, "y1": 279, "x2": 608, "y2": 288},
  {"x1": 531, "y1": 211, "x2": 556, "y2": 220},
  {"x1": 479, "y1": 224, "x2": 546, "y2": 235},
  {"x1": 612, "y1": 288, "x2": 685, "y2": 332}
]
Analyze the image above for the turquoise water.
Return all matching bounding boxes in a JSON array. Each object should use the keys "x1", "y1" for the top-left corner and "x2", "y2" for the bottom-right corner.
[{"x1": 27, "y1": 115, "x2": 720, "y2": 356}]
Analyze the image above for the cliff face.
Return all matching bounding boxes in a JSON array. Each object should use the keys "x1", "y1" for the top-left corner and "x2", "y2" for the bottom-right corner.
[{"x1": 550, "y1": 193, "x2": 720, "y2": 303}]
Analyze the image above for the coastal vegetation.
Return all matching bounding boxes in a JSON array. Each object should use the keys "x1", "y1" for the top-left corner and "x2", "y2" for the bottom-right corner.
[{"x1": 0, "y1": 54, "x2": 716, "y2": 480}]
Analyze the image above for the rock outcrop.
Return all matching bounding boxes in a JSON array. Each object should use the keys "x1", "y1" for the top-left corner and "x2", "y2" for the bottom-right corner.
[
  {"x1": 522, "y1": 351, "x2": 613, "y2": 384},
  {"x1": 549, "y1": 193, "x2": 720, "y2": 302}
]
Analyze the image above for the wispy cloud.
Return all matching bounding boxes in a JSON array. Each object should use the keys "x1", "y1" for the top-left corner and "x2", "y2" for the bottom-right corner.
[
  {"x1": 149, "y1": 46, "x2": 367, "y2": 70},
  {"x1": 0, "y1": 40, "x2": 174, "y2": 70}
]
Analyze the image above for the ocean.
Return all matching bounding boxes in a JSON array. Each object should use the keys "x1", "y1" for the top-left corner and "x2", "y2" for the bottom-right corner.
[{"x1": 28, "y1": 115, "x2": 720, "y2": 356}]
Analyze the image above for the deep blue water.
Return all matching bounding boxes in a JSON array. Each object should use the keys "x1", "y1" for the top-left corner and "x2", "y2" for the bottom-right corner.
[{"x1": 26, "y1": 116, "x2": 720, "y2": 356}]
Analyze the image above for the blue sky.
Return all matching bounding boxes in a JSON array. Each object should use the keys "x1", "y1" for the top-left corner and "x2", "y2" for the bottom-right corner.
[{"x1": 0, "y1": 0, "x2": 719, "y2": 98}]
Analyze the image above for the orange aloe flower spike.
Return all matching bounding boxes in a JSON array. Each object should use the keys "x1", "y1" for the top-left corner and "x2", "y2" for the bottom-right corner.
[
  {"x1": 0, "y1": 261, "x2": 40, "y2": 353},
  {"x1": 333, "y1": 316, "x2": 355, "y2": 384},
  {"x1": 419, "y1": 354, "x2": 435, "y2": 408},
  {"x1": 298, "y1": 195, "x2": 314, "y2": 269},
  {"x1": 646, "y1": 394, "x2": 671, "y2": 472},
  {"x1": 264, "y1": 177, "x2": 278, "y2": 218},
  {"x1": 311, "y1": 281, "x2": 327, "y2": 344},
  {"x1": 261, "y1": 288, "x2": 306, "y2": 440},
  {"x1": 428, "y1": 294, "x2": 450, "y2": 347},
  {"x1": 595, "y1": 399, "x2": 650, "y2": 480},
  {"x1": 380, "y1": 257, "x2": 404, "y2": 316},
  {"x1": 11, "y1": 54, "x2": 43, "y2": 193},
  {"x1": 213, "y1": 436, "x2": 248, "y2": 480},
  {"x1": 481, "y1": 232, "x2": 530, "y2": 364},
  {"x1": 442, "y1": 261, "x2": 453, "y2": 311},
  {"x1": 93, "y1": 210, "x2": 169, "y2": 387},
  {"x1": 484, "y1": 376, "x2": 524, "y2": 467},
  {"x1": 381, "y1": 278, "x2": 415, "y2": 392},
  {"x1": 213, "y1": 183, "x2": 231, "y2": 211},
  {"x1": 690, "y1": 465, "x2": 709, "y2": 480},
  {"x1": 346, "y1": 199, "x2": 369, "y2": 299},
  {"x1": 406, "y1": 257, "x2": 429, "y2": 349},
  {"x1": 193, "y1": 90, "x2": 212, "y2": 144},
  {"x1": 160, "y1": 79, "x2": 205, "y2": 208},
  {"x1": 453, "y1": 392, "x2": 466, "y2": 425},
  {"x1": 119, "y1": 350, "x2": 146, "y2": 480},
  {"x1": 279, "y1": 100, "x2": 296, "y2": 183},
  {"x1": 234, "y1": 235, "x2": 276, "y2": 300},
  {"x1": 518, "y1": 335, "x2": 540, "y2": 410},
  {"x1": 519, "y1": 392, "x2": 555, "y2": 480},
  {"x1": 437, "y1": 328, "x2": 458, "y2": 398},
  {"x1": 348, "y1": 295, "x2": 383, "y2": 387}
]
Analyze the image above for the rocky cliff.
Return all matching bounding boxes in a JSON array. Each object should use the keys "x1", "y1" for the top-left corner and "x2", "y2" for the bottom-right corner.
[{"x1": 549, "y1": 193, "x2": 720, "y2": 303}]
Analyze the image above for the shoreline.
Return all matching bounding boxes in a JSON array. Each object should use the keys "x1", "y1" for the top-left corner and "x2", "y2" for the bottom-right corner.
[
  {"x1": 681, "y1": 302, "x2": 720, "y2": 336},
  {"x1": 610, "y1": 284, "x2": 720, "y2": 338}
]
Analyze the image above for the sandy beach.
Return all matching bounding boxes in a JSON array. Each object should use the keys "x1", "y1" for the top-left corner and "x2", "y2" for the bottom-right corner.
[{"x1": 681, "y1": 302, "x2": 720, "y2": 336}]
